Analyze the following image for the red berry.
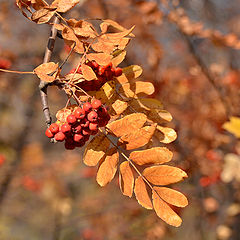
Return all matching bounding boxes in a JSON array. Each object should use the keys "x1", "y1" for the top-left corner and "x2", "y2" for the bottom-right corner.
[
  {"x1": 87, "y1": 111, "x2": 98, "y2": 122},
  {"x1": 98, "y1": 66, "x2": 105, "y2": 75},
  {"x1": 49, "y1": 123, "x2": 59, "y2": 134},
  {"x1": 82, "y1": 128, "x2": 92, "y2": 136},
  {"x1": 104, "y1": 69, "x2": 113, "y2": 80},
  {"x1": 105, "y1": 62, "x2": 113, "y2": 69},
  {"x1": 89, "y1": 123, "x2": 98, "y2": 131},
  {"x1": 74, "y1": 107, "x2": 86, "y2": 119},
  {"x1": 69, "y1": 68, "x2": 76, "y2": 74},
  {"x1": 97, "y1": 107, "x2": 108, "y2": 118},
  {"x1": 91, "y1": 129, "x2": 99, "y2": 135},
  {"x1": 61, "y1": 123, "x2": 71, "y2": 134},
  {"x1": 75, "y1": 140, "x2": 85, "y2": 147},
  {"x1": 73, "y1": 133, "x2": 84, "y2": 142},
  {"x1": 92, "y1": 61, "x2": 99, "y2": 69},
  {"x1": 65, "y1": 142, "x2": 75, "y2": 150},
  {"x1": 80, "y1": 119, "x2": 90, "y2": 128},
  {"x1": 83, "y1": 102, "x2": 92, "y2": 112},
  {"x1": 54, "y1": 132, "x2": 66, "y2": 142},
  {"x1": 114, "y1": 67, "x2": 122, "y2": 77},
  {"x1": 67, "y1": 114, "x2": 77, "y2": 124},
  {"x1": 73, "y1": 124, "x2": 82, "y2": 134},
  {"x1": 84, "y1": 135, "x2": 90, "y2": 142},
  {"x1": 91, "y1": 99, "x2": 102, "y2": 109},
  {"x1": 45, "y1": 128, "x2": 54, "y2": 138}
]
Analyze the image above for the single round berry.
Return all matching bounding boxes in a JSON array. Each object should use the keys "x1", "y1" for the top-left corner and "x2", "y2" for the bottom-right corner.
[
  {"x1": 114, "y1": 67, "x2": 123, "y2": 77},
  {"x1": 89, "y1": 122, "x2": 98, "y2": 131},
  {"x1": 87, "y1": 111, "x2": 98, "y2": 122},
  {"x1": 92, "y1": 61, "x2": 99, "y2": 69},
  {"x1": 105, "y1": 62, "x2": 113, "y2": 69},
  {"x1": 67, "y1": 114, "x2": 77, "y2": 125},
  {"x1": 91, "y1": 99, "x2": 102, "y2": 109},
  {"x1": 83, "y1": 102, "x2": 92, "y2": 112},
  {"x1": 54, "y1": 132, "x2": 66, "y2": 142},
  {"x1": 73, "y1": 133, "x2": 84, "y2": 142},
  {"x1": 61, "y1": 123, "x2": 71, "y2": 134},
  {"x1": 49, "y1": 123, "x2": 59, "y2": 134},
  {"x1": 74, "y1": 107, "x2": 85, "y2": 119},
  {"x1": 45, "y1": 128, "x2": 54, "y2": 138},
  {"x1": 97, "y1": 107, "x2": 108, "y2": 118},
  {"x1": 82, "y1": 128, "x2": 92, "y2": 136}
]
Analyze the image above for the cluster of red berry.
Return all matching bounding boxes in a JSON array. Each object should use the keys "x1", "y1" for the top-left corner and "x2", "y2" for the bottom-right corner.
[
  {"x1": 69, "y1": 61, "x2": 123, "y2": 91},
  {"x1": 45, "y1": 99, "x2": 110, "y2": 149}
]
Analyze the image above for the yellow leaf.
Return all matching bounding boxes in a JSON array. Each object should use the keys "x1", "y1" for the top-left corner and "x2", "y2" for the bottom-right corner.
[
  {"x1": 119, "y1": 81, "x2": 155, "y2": 98},
  {"x1": 111, "y1": 50, "x2": 126, "y2": 67},
  {"x1": 148, "y1": 109, "x2": 172, "y2": 123},
  {"x1": 83, "y1": 133, "x2": 110, "y2": 166},
  {"x1": 96, "y1": 148, "x2": 119, "y2": 187},
  {"x1": 94, "y1": 81, "x2": 116, "y2": 104},
  {"x1": 223, "y1": 117, "x2": 240, "y2": 138},
  {"x1": 119, "y1": 161, "x2": 134, "y2": 197},
  {"x1": 87, "y1": 53, "x2": 113, "y2": 66},
  {"x1": 153, "y1": 187, "x2": 188, "y2": 208},
  {"x1": 122, "y1": 65, "x2": 142, "y2": 79},
  {"x1": 111, "y1": 99, "x2": 128, "y2": 115},
  {"x1": 119, "y1": 125, "x2": 156, "y2": 150},
  {"x1": 129, "y1": 147, "x2": 173, "y2": 165},
  {"x1": 107, "y1": 113, "x2": 147, "y2": 137},
  {"x1": 156, "y1": 126, "x2": 177, "y2": 143},
  {"x1": 152, "y1": 189, "x2": 182, "y2": 227},
  {"x1": 134, "y1": 176, "x2": 153, "y2": 209},
  {"x1": 34, "y1": 62, "x2": 58, "y2": 82},
  {"x1": 81, "y1": 63, "x2": 97, "y2": 80},
  {"x1": 143, "y1": 165, "x2": 188, "y2": 185}
]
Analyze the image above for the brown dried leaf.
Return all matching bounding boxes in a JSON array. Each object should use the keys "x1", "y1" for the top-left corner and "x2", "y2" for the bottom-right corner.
[
  {"x1": 153, "y1": 187, "x2": 188, "y2": 208},
  {"x1": 134, "y1": 176, "x2": 153, "y2": 209},
  {"x1": 129, "y1": 147, "x2": 173, "y2": 166},
  {"x1": 119, "y1": 161, "x2": 134, "y2": 197},
  {"x1": 143, "y1": 166, "x2": 188, "y2": 185},
  {"x1": 51, "y1": 0, "x2": 80, "y2": 13},
  {"x1": 34, "y1": 62, "x2": 58, "y2": 82},
  {"x1": 119, "y1": 81, "x2": 155, "y2": 98},
  {"x1": 96, "y1": 148, "x2": 119, "y2": 187},
  {"x1": 105, "y1": 26, "x2": 135, "y2": 40},
  {"x1": 112, "y1": 50, "x2": 126, "y2": 67},
  {"x1": 156, "y1": 126, "x2": 177, "y2": 143},
  {"x1": 119, "y1": 125, "x2": 156, "y2": 150},
  {"x1": 31, "y1": 8, "x2": 55, "y2": 24},
  {"x1": 107, "y1": 113, "x2": 147, "y2": 137},
  {"x1": 81, "y1": 63, "x2": 97, "y2": 80},
  {"x1": 83, "y1": 133, "x2": 110, "y2": 166},
  {"x1": 118, "y1": 38, "x2": 131, "y2": 50},
  {"x1": 152, "y1": 189, "x2": 182, "y2": 227},
  {"x1": 87, "y1": 53, "x2": 112, "y2": 66}
]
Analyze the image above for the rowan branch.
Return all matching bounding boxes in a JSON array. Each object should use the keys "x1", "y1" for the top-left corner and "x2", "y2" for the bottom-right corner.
[{"x1": 39, "y1": 16, "x2": 60, "y2": 126}]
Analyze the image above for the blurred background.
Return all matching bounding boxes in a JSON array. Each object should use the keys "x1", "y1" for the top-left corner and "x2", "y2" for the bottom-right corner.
[{"x1": 1, "y1": 0, "x2": 240, "y2": 239}]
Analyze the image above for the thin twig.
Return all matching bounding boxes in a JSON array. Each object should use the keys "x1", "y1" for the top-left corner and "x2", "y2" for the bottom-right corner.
[
  {"x1": 39, "y1": 16, "x2": 60, "y2": 126},
  {"x1": 0, "y1": 69, "x2": 34, "y2": 74}
]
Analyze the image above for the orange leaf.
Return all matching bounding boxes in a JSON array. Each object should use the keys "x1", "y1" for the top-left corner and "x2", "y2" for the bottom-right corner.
[
  {"x1": 143, "y1": 166, "x2": 188, "y2": 185},
  {"x1": 153, "y1": 187, "x2": 188, "y2": 207},
  {"x1": 134, "y1": 176, "x2": 153, "y2": 209},
  {"x1": 96, "y1": 148, "x2": 119, "y2": 187},
  {"x1": 152, "y1": 189, "x2": 182, "y2": 227},
  {"x1": 81, "y1": 63, "x2": 97, "y2": 80},
  {"x1": 83, "y1": 133, "x2": 110, "y2": 166},
  {"x1": 91, "y1": 37, "x2": 115, "y2": 54},
  {"x1": 119, "y1": 161, "x2": 134, "y2": 197},
  {"x1": 111, "y1": 50, "x2": 126, "y2": 67},
  {"x1": 56, "y1": 105, "x2": 78, "y2": 123},
  {"x1": 119, "y1": 125, "x2": 156, "y2": 150},
  {"x1": 34, "y1": 62, "x2": 58, "y2": 82},
  {"x1": 31, "y1": 8, "x2": 56, "y2": 24},
  {"x1": 111, "y1": 99, "x2": 128, "y2": 115},
  {"x1": 87, "y1": 53, "x2": 112, "y2": 66},
  {"x1": 122, "y1": 65, "x2": 142, "y2": 79},
  {"x1": 105, "y1": 26, "x2": 135, "y2": 40},
  {"x1": 107, "y1": 113, "x2": 147, "y2": 137},
  {"x1": 51, "y1": 0, "x2": 80, "y2": 13},
  {"x1": 129, "y1": 147, "x2": 173, "y2": 165},
  {"x1": 156, "y1": 126, "x2": 177, "y2": 143}
]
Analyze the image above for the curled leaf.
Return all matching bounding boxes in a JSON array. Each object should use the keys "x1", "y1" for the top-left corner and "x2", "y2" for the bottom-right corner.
[
  {"x1": 31, "y1": 8, "x2": 56, "y2": 24},
  {"x1": 83, "y1": 133, "x2": 110, "y2": 166},
  {"x1": 152, "y1": 189, "x2": 182, "y2": 227},
  {"x1": 143, "y1": 166, "x2": 188, "y2": 185},
  {"x1": 107, "y1": 113, "x2": 147, "y2": 137},
  {"x1": 134, "y1": 176, "x2": 153, "y2": 209},
  {"x1": 34, "y1": 62, "x2": 59, "y2": 82},
  {"x1": 129, "y1": 147, "x2": 173, "y2": 165},
  {"x1": 153, "y1": 187, "x2": 188, "y2": 208},
  {"x1": 122, "y1": 65, "x2": 143, "y2": 79},
  {"x1": 119, "y1": 161, "x2": 134, "y2": 197},
  {"x1": 96, "y1": 148, "x2": 119, "y2": 187},
  {"x1": 156, "y1": 125, "x2": 177, "y2": 143},
  {"x1": 112, "y1": 50, "x2": 126, "y2": 67}
]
